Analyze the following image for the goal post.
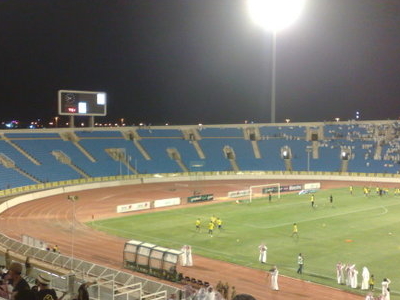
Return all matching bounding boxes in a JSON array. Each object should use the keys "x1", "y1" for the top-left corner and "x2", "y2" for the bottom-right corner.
[{"x1": 249, "y1": 183, "x2": 281, "y2": 203}]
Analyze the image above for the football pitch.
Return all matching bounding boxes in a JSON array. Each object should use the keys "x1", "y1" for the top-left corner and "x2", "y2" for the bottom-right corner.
[{"x1": 89, "y1": 187, "x2": 400, "y2": 295}]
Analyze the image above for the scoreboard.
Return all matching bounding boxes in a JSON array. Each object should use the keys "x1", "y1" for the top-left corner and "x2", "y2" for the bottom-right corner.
[{"x1": 58, "y1": 90, "x2": 107, "y2": 116}]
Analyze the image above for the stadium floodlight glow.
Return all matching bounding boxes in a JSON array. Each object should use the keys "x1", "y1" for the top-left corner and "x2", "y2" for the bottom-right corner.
[
  {"x1": 247, "y1": 0, "x2": 306, "y2": 32},
  {"x1": 247, "y1": 0, "x2": 306, "y2": 123}
]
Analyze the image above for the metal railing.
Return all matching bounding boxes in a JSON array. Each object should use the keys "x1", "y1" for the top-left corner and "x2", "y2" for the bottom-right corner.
[{"x1": 0, "y1": 234, "x2": 181, "y2": 300}]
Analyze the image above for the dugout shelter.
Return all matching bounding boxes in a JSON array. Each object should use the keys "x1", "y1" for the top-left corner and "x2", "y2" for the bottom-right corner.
[{"x1": 123, "y1": 240, "x2": 183, "y2": 282}]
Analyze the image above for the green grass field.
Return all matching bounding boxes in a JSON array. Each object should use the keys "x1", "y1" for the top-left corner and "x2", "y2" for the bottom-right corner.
[{"x1": 88, "y1": 187, "x2": 400, "y2": 296}]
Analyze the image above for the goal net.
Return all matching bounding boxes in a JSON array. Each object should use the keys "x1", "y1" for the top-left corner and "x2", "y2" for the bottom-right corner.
[{"x1": 249, "y1": 183, "x2": 281, "y2": 203}]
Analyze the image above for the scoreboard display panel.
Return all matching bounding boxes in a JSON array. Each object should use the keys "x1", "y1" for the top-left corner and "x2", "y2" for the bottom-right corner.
[{"x1": 58, "y1": 90, "x2": 107, "y2": 116}]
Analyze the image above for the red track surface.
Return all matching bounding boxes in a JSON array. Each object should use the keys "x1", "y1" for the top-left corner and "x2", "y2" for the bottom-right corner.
[{"x1": 1, "y1": 179, "x2": 383, "y2": 300}]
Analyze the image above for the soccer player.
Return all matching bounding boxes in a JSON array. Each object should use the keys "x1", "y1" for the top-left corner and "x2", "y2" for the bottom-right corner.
[
  {"x1": 310, "y1": 194, "x2": 315, "y2": 208},
  {"x1": 291, "y1": 223, "x2": 298, "y2": 237},
  {"x1": 208, "y1": 221, "x2": 215, "y2": 237},
  {"x1": 349, "y1": 186, "x2": 353, "y2": 195},
  {"x1": 195, "y1": 218, "x2": 201, "y2": 232},
  {"x1": 216, "y1": 217, "x2": 222, "y2": 230},
  {"x1": 369, "y1": 274, "x2": 375, "y2": 291}
]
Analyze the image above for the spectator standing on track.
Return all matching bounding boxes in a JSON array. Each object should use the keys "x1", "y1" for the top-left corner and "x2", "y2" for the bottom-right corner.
[
  {"x1": 268, "y1": 266, "x2": 279, "y2": 291},
  {"x1": 180, "y1": 245, "x2": 187, "y2": 266},
  {"x1": 186, "y1": 245, "x2": 193, "y2": 266}
]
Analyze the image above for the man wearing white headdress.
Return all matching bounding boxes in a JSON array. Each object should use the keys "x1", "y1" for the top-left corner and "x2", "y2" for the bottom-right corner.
[
  {"x1": 365, "y1": 292, "x2": 374, "y2": 300},
  {"x1": 196, "y1": 285, "x2": 207, "y2": 300},
  {"x1": 258, "y1": 243, "x2": 267, "y2": 264},
  {"x1": 361, "y1": 266, "x2": 370, "y2": 290},
  {"x1": 186, "y1": 245, "x2": 193, "y2": 266},
  {"x1": 345, "y1": 264, "x2": 351, "y2": 286},
  {"x1": 336, "y1": 262, "x2": 343, "y2": 284},
  {"x1": 268, "y1": 266, "x2": 279, "y2": 291},
  {"x1": 180, "y1": 245, "x2": 187, "y2": 266},
  {"x1": 382, "y1": 278, "x2": 391, "y2": 300},
  {"x1": 350, "y1": 265, "x2": 358, "y2": 289}
]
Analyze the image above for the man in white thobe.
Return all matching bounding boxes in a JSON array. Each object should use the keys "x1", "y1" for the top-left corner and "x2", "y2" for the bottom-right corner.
[
  {"x1": 365, "y1": 292, "x2": 374, "y2": 300},
  {"x1": 336, "y1": 262, "x2": 343, "y2": 284},
  {"x1": 382, "y1": 278, "x2": 391, "y2": 300},
  {"x1": 346, "y1": 264, "x2": 354, "y2": 286},
  {"x1": 361, "y1": 266, "x2": 370, "y2": 290},
  {"x1": 350, "y1": 266, "x2": 358, "y2": 289},
  {"x1": 339, "y1": 263, "x2": 345, "y2": 284},
  {"x1": 180, "y1": 245, "x2": 187, "y2": 266},
  {"x1": 186, "y1": 245, "x2": 193, "y2": 266},
  {"x1": 206, "y1": 286, "x2": 216, "y2": 300},
  {"x1": 258, "y1": 243, "x2": 267, "y2": 264},
  {"x1": 269, "y1": 266, "x2": 279, "y2": 291}
]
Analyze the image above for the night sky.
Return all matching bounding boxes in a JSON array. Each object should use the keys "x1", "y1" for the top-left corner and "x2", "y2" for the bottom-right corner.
[{"x1": 1, "y1": 0, "x2": 400, "y2": 126}]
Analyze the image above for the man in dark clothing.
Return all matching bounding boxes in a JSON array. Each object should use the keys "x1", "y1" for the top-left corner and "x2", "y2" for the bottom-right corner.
[
  {"x1": 297, "y1": 253, "x2": 304, "y2": 274},
  {"x1": 35, "y1": 272, "x2": 58, "y2": 300},
  {"x1": 8, "y1": 262, "x2": 30, "y2": 299}
]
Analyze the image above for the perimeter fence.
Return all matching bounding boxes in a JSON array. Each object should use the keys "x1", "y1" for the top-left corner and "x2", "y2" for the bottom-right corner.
[{"x1": 0, "y1": 233, "x2": 181, "y2": 300}]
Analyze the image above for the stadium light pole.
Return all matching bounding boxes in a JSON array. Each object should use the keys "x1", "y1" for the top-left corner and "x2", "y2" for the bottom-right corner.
[
  {"x1": 306, "y1": 146, "x2": 312, "y2": 171},
  {"x1": 67, "y1": 195, "x2": 78, "y2": 272},
  {"x1": 247, "y1": 0, "x2": 306, "y2": 123}
]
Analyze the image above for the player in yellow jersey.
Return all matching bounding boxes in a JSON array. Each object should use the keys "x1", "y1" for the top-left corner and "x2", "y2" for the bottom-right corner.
[
  {"x1": 216, "y1": 217, "x2": 222, "y2": 230},
  {"x1": 195, "y1": 218, "x2": 201, "y2": 232},
  {"x1": 291, "y1": 223, "x2": 299, "y2": 237},
  {"x1": 208, "y1": 221, "x2": 215, "y2": 237}
]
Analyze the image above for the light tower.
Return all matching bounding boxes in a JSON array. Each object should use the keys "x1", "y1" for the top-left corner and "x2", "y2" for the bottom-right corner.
[{"x1": 247, "y1": 0, "x2": 306, "y2": 123}]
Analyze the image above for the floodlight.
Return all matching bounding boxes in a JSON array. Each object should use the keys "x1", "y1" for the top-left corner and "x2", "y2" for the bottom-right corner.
[{"x1": 247, "y1": 0, "x2": 306, "y2": 32}]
